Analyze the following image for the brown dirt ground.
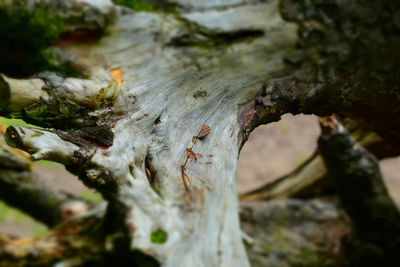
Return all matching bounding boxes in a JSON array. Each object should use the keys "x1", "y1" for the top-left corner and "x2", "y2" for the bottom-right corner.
[{"x1": 237, "y1": 114, "x2": 400, "y2": 205}]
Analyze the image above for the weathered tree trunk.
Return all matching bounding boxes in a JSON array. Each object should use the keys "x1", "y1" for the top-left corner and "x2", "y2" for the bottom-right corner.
[{"x1": 0, "y1": 0, "x2": 399, "y2": 266}]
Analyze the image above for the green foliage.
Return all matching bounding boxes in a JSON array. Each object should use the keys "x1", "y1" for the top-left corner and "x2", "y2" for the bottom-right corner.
[{"x1": 150, "y1": 229, "x2": 168, "y2": 244}]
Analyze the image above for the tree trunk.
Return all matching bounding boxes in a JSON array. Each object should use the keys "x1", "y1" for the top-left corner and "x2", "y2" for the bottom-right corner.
[{"x1": 0, "y1": 0, "x2": 399, "y2": 266}]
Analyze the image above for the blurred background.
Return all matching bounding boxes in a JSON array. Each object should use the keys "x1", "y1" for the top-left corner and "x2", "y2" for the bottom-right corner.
[{"x1": 1, "y1": 114, "x2": 399, "y2": 237}]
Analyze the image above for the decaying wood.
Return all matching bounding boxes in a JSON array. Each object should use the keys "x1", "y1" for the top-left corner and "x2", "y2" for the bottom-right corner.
[
  {"x1": 0, "y1": 204, "x2": 107, "y2": 267},
  {"x1": 1, "y1": 1, "x2": 298, "y2": 265},
  {"x1": 241, "y1": 199, "x2": 351, "y2": 267},
  {"x1": 0, "y1": 133, "x2": 90, "y2": 227},
  {"x1": 0, "y1": 0, "x2": 399, "y2": 266},
  {"x1": 318, "y1": 116, "x2": 400, "y2": 266}
]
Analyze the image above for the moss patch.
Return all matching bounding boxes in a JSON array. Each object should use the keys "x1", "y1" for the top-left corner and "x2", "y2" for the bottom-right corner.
[
  {"x1": 150, "y1": 229, "x2": 168, "y2": 244},
  {"x1": 0, "y1": 5, "x2": 83, "y2": 78},
  {"x1": 115, "y1": 0, "x2": 155, "y2": 12},
  {"x1": 114, "y1": 0, "x2": 178, "y2": 14},
  {"x1": 80, "y1": 191, "x2": 103, "y2": 203},
  {"x1": 23, "y1": 101, "x2": 85, "y2": 128}
]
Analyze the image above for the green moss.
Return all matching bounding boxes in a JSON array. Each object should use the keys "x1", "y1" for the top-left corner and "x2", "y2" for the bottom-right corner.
[
  {"x1": 33, "y1": 225, "x2": 49, "y2": 236},
  {"x1": 36, "y1": 160, "x2": 62, "y2": 167},
  {"x1": 0, "y1": 117, "x2": 30, "y2": 127},
  {"x1": 80, "y1": 192, "x2": 103, "y2": 203},
  {"x1": 150, "y1": 229, "x2": 168, "y2": 244},
  {"x1": 0, "y1": 8, "x2": 64, "y2": 51},
  {"x1": 24, "y1": 102, "x2": 83, "y2": 128},
  {"x1": 0, "y1": 5, "x2": 83, "y2": 78},
  {"x1": 114, "y1": 0, "x2": 155, "y2": 12},
  {"x1": 41, "y1": 48, "x2": 86, "y2": 78},
  {"x1": 96, "y1": 83, "x2": 120, "y2": 107},
  {"x1": 0, "y1": 7, "x2": 61, "y2": 77},
  {"x1": 114, "y1": 0, "x2": 178, "y2": 14}
]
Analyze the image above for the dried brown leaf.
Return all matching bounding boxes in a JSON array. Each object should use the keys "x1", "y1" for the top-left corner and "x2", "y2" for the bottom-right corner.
[{"x1": 109, "y1": 68, "x2": 124, "y2": 88}]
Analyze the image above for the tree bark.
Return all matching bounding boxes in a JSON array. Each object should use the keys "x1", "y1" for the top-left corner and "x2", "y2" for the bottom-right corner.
[
  {"x1": 0, "y1": 0, "x2": 399, "y2": 266},
  {"x1": 318, "y1": 116, "x2": 400, "y2": 266},
  {"x1": 0, "y1": 132, "x2": 90, "y2": 227}
]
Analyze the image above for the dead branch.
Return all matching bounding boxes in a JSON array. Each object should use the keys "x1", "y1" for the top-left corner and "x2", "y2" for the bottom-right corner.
[
  {"x1": 240, "y1": 119, "x2": 400, "y2": 202},
  {"x1": 0, "y1": 134, "x2": 90, "y2": 227},
  {"x1": 318, "y1": 116, "x2": 400, "y2": 266}
]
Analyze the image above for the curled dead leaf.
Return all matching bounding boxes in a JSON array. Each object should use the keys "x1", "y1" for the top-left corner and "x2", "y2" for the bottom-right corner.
[{"x1": 109, "y1": 68, "x2": 124, "y2": 89}]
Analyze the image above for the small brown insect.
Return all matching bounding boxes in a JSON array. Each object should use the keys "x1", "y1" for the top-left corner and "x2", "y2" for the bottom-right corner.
[
  {"x1": 197, "y1": 124, "x2": 211, "y2": 139},
  {"x1": 186, "y1": 148, "x2": 198, "y2": 160}
]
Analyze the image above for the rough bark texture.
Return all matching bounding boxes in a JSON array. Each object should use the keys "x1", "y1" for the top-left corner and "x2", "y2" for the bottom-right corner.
[
  {"x1": 0, "y1": 0, "x2": 399, "y2": 266},
  {"x1": 240, "y1": 0, "x2": 400, "y2": 143},
  {"x1": 241, "y1": 198, "x2": 351, "y2": 267},
  {"x1": 0, "y1": 133, "x2": 89, "y2": 227},
  {"x1": 319, "y1": 116, "x2": 400, "y2": 267}
]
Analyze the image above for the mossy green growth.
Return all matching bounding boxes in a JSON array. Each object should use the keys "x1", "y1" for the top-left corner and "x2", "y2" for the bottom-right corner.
[
  {"x1": 80, "y1": 191, "x2": 103, "y2": 203},
  {"x1": 41, "y1": 48, "x2": 86, "y2": 78},
  {"x1": 0, "y1": 6, "x2": 83, "y2": 78},
  {"x1": 114, "y1": 0, "x2": 155, "y2": 12},
  {"x1": 24, "y1": 102, "x2": 82, "y2": 128},
  {"x1": 150, "y1": 229, "x2": 168, "y2": 244},
  {"x1": 114, "y1": 0, "x2": 178, "y2": 14},
  {"x1": 0, "y1": 117, "x2": 41, "y2": 131},
  {"x1": 0, "y1": 8, "x2": 63, "y2": 51}
]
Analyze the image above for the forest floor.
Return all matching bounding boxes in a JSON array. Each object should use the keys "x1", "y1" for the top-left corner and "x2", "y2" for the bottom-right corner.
[{"x1": 1, "y1": 114, "x2": 399, "y2": 237}]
